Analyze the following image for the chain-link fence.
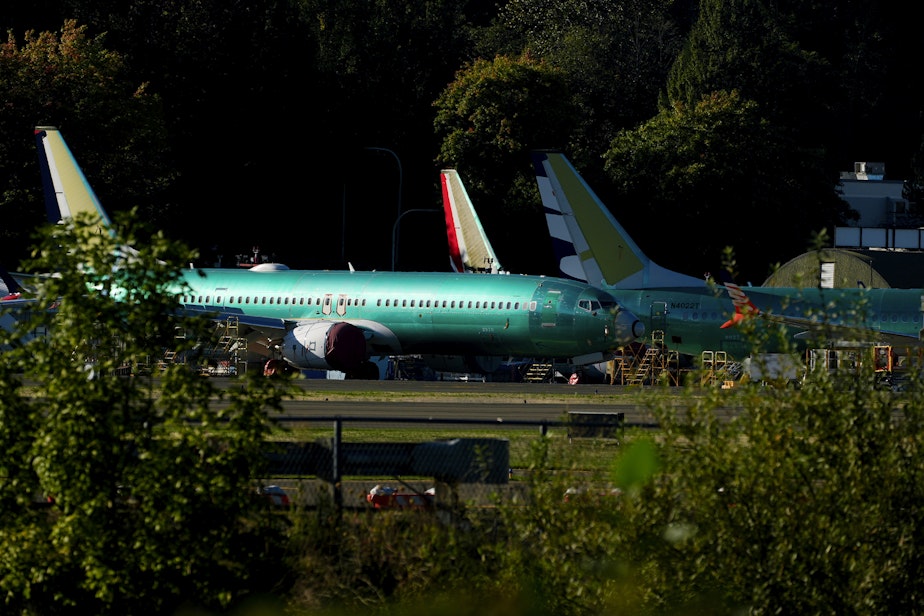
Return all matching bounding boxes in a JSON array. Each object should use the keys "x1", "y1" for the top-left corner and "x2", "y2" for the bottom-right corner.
[{"x1": 262, "y1": 413, "x2": 631, "y2": 510}]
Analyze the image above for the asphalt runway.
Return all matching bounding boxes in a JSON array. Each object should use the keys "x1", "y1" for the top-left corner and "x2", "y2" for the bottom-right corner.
[{"x1": 230, "y1": 378, "x2": 697, "y2": 428}]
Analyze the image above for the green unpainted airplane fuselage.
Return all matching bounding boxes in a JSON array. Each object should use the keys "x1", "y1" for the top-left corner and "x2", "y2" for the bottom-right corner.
[
  {"x1": 176, "y1": 267, "x2": 644, "y2": 374},
  {"x1": 613, "y1": 285, "x2": 924, "y2": 360},
  {"x1": 30, "y1": 127, "x2": 648, "y2": 377}
]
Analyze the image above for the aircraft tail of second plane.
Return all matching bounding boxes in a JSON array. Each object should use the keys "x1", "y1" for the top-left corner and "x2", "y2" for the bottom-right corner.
[{"x1": 531, "y1": 151, "x2": 704, "y2": 290}]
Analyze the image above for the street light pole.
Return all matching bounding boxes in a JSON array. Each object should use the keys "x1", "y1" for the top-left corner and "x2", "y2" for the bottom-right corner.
[
  {"x1": 364, "y1": 147, "x2": 403, "y2": 269},
  {"x1": 392, "y1": 209, "x2": 441, "y2": 272}
]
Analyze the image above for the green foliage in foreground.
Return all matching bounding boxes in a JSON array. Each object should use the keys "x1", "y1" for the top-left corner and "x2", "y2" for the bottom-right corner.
[
  {"x1": 0, "y1": 214, "x2": 295, "y2": 615},
  {"x1": 286, "y1": 370, "x2": 924, "y2": 615}
]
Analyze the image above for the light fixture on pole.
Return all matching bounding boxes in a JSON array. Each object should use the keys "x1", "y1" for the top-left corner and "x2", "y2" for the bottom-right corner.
[{"x1": 364, "y1": 147, "x2": 403, "y2": 269}]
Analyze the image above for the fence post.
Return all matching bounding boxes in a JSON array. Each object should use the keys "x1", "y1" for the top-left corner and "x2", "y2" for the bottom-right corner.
[{"x1": 332, "y1": 418, "x2": 342, "y2": 510}]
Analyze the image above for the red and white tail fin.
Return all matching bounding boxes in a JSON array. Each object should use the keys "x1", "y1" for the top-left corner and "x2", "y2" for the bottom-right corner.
[
  {"x1": 720, "y1": 281, "x2": 760, "y2": 329},
  {"x1": 440, "y1": 169, "x2": 504, "y2": 274}
]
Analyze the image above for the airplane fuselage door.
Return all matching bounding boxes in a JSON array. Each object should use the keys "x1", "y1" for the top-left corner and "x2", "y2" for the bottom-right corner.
[
  {"x1": 322, "y1": 293, "x2": 333, "y2": 316},
  {"x1": 336, "y1": 294, "x2": 347, "y2": 317},
  {"x1": 650, "y1": 301, "x2": 668, "y2": 332},
  {"x1": 541, "y1": 289, "x2": 562, "y2": 328}
]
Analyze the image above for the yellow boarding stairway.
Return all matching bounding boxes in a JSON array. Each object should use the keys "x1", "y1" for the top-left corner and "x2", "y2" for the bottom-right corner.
[
  {"x1": 625, "y1": 330, "x2": 666, "y2": 385},
  {"x1": 204, "y1": 317, "x2": 247, "y2": 375},
  {"x1": 700, "y1": 350, "x2": 729, "y2": 386},
  {"x1": 607, "y1": 354, "x2": 634, "y2": 385},
  {"x1": 158, "y1": 326, "x2": 188, "y2": 370}
]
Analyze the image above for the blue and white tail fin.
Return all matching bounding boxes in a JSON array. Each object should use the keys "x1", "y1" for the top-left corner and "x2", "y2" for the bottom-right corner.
[
  {"x1": 441, "y1": 169, "x2": 504, "y2": 274},
  {"x1": 531, "y1": 151, "x2": 704, "y2": 289},
  {"x1": 35, "y1": 126, "x2": 114, "y2": 236}
]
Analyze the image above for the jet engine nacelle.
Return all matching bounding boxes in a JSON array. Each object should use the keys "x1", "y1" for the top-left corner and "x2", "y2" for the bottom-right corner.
[{"x1": 280, "y1": 321, "x2": 367, "y2": 372}]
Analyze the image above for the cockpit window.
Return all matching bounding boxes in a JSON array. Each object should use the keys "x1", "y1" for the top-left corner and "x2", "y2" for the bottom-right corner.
[{"x1": 578, "y1": 299, "x2": 603, "y2": 312}]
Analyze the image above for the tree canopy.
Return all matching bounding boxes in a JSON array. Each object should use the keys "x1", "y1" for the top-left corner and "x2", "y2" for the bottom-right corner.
[
  {"x1": 603, "y1": 90, "x2": 854, "y2": 283},
  {"x1": 1, "y1": 1, "x2": 920, "y2": 279},
  {"x1": 433, "y1": 53, "x2": 574, "y2": 274},
  {"x1": 0, "y1": 212, "x2": 292, "y2": 614},
  {"x1": 0, "y1": 20, "x2": 172, "y2": 270}
]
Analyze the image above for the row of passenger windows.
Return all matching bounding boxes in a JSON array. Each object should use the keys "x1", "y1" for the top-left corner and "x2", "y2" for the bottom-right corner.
[
  {"x1": 182, "y1": 293, "x2": 539, "y2": 312},
  {"x1": 182, "y1": 294, "x2": 337, "y2": 306}
]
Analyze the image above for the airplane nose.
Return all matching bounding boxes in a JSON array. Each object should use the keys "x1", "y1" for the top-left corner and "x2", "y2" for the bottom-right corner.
[{"x1": 612, "y1": 307, "x2": 645, "y2": 345}]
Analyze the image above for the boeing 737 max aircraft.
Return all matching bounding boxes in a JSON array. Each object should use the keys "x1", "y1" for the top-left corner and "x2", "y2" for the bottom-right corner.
[
  {"x1": 531, "y1": 150, "x2": 924, "y2": 360},
  {"x1": 14, "y1": 128, "x2": 644, "y2": 379}
]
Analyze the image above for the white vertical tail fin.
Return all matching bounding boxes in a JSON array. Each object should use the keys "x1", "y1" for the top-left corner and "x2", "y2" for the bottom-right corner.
[
  {"x1": 34, "y1": 126, "x2": 114, "y2": 237},
  {"x1": 440, "y1": 169, "x2": 504, "y2": 274},
  {"x1": 531, "y1": 151, "x2": 703, "y2": 289}
]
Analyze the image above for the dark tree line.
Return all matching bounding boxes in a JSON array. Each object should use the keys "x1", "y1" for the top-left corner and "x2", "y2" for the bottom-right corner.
[{"x1": 1, "y1": 0, "x2": 921, "y2": 283}]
